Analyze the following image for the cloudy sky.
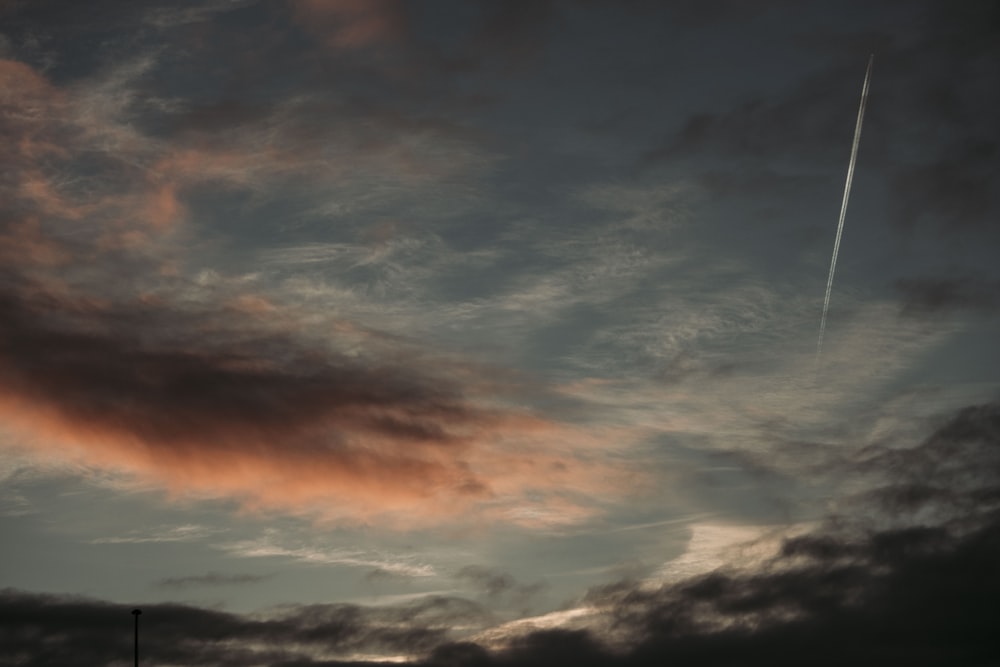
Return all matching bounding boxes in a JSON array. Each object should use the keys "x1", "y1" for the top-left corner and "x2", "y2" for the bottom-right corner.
[{"x1": 1, "y1": 1, "x2": 998, "y2": 665}]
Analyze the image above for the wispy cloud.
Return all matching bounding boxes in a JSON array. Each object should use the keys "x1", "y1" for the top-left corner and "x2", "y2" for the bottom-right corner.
[
  {"x1": 142, "y1": 0, "x2": 254, "y2": 29},
  {"x1": 221, "y1": 532, "x2": 437, "y2": 578},
  {"x1": 89, "y1": 524, "x2": 220, "y2": 544}
]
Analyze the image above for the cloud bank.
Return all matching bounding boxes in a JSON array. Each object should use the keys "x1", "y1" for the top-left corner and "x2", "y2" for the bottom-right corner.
[{"x1": 4, "y1": 402, "x2": 998, "y2": 665}]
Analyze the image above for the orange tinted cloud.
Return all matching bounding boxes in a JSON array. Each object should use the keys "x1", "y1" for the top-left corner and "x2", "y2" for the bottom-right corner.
[
  {"x1": 2, "y1": 53, "x2": 487, "y2": 268},
  {"x1": 0, "y1": 58, "x2": 183, "y2": 252},
  {"x1": 290, "y1": 0, "x2": 407, "y2": 50},
  {"x1": 0, "y1": 58, "x2": 61, "y2": 108},
  {"x1": 0, "y1": 281, "x2": 628, "y2": 527}
]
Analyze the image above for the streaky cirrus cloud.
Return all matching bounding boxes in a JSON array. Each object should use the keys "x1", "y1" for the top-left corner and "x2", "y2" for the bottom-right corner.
[
  {"x1": 89, "y1": 524, "x2": 222, "y2": 545},
  {"x1": 220, "y1": 531, "x2": 437, "y2": 577}
]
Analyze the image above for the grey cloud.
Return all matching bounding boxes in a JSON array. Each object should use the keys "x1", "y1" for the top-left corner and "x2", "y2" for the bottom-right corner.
[
  {"x1": 454, "y1": 566, "x2": 546, "y2": 607},
  {"x1": 456, "y1": 566, "x2": 517, "y2": 598},
  {"x1": 452, "y1": 0, "x2": 558, "y2": 73},
  {"x1": 639, "y1": 60, "x2": 868, "y2": 165},
  {"x1": 154, "y1": 572, "x2": 272, "y2": 589},
  {"x1": 894, "y1": 274, "x2": 1000, "y2": 316},
  {"x1": 366, "y1": 568, "x2": 408, "y2": 584},
  {"x1": 889, "y1": 141, "x2": 1000, "y2": 234}
]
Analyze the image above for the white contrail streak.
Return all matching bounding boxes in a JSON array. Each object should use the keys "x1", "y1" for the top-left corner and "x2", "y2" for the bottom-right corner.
[{"x1": 816, "y1": 55, "x2": 873, "y2": 363}]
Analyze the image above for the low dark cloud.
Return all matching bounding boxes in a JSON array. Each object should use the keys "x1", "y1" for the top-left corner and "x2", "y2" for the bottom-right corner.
[
  {"x1": 4, "y1": 403, "x2": 998, "y2": 665},
  {"x1": 154, "y1": 572, "x2": 273, "y2": 589},
  {"x1": 421, "y1": 402, "x2": 1000, "y2": 666},
  {"x1": 0, "y1": 590, "x2": 483, "y2": 667}
]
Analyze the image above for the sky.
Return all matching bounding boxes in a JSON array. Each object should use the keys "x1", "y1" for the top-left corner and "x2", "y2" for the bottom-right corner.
[{"x1": 0, "y1": 1, "x2": 998, "y2": 665}]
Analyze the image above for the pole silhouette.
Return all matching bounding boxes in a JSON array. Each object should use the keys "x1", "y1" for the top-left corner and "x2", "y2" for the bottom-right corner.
[{"x1": 131, "y1": 609, "x2": 141, "y2": 667}]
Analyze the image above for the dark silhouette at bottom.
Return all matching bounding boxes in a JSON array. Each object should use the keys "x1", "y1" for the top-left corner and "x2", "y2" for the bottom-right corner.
[{"x1": 131, "y1": 609, "x2": 141, "y2": 667}]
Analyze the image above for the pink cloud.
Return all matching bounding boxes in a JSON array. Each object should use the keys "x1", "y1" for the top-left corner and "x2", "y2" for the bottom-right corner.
[{"x1": 0, "y1": 282, "x2": 632, "y2": 528}]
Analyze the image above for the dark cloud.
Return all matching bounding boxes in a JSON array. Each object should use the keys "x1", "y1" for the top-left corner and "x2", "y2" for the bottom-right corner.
[
  {"x1": 695, "y1": 168, "x2": 820, "y2": 198},
  {"x1": 642, "y1": 2, "x2": 998, "y2": 161},
  {"x1": 365, "y1": 568, "x2": 409, "y2": 584},
  {"x1": 0, "y1": 0, "x2": 151, "y2": 39},
  {"x1": 0, "y1": 590, "x2": 484, "y2": 667},
  {"x1": 0, "y1": 274, "x2": 582, "y2": 524},
  {"x1": 425, "y1": 402, "x2": 1000, "y2": 666},
  {"x1": 455, "y1": 566, "x2": 518, "y2": 598},
  {"x1": 655, "y1": 350, "x2": 738, "y2": 384},
  {"x1": 154, "y1": 572, "x2": 272, "y2": 589},
  {"x1": 456, "y1": 0, "x2": 558, "y2": 73},
  {"x1": 656, "y1": 0, "x2": 796, "y2": 27},
  {"x1": 0, "y1": 277, "x2": 493, "y2": 449},
  {"x1": 639, "y1": 61, "x2": 871, "y2": 164},
  {"x1": 894, "y1": 274, "x2": 1000, "y2": 316},
  {"x1": 454, "y1": 566, "x2": 545, "y2": 610},
  {"x1": 888, "y1": 140, "x2": 1000, "y2": 234},
  {"x1": 887, "y1": 3, "x2": 1000, "y2": 234}
]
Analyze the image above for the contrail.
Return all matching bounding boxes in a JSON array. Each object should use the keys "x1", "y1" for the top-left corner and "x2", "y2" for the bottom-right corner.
[{"x1": 816, "y1": 54, "x2": 873, "y2": 363}]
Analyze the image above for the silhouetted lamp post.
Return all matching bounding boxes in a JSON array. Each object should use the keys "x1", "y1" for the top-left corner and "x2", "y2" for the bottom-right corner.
[{"x1": 131, "y1": 609, "x2": 141, "y2": 667}]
